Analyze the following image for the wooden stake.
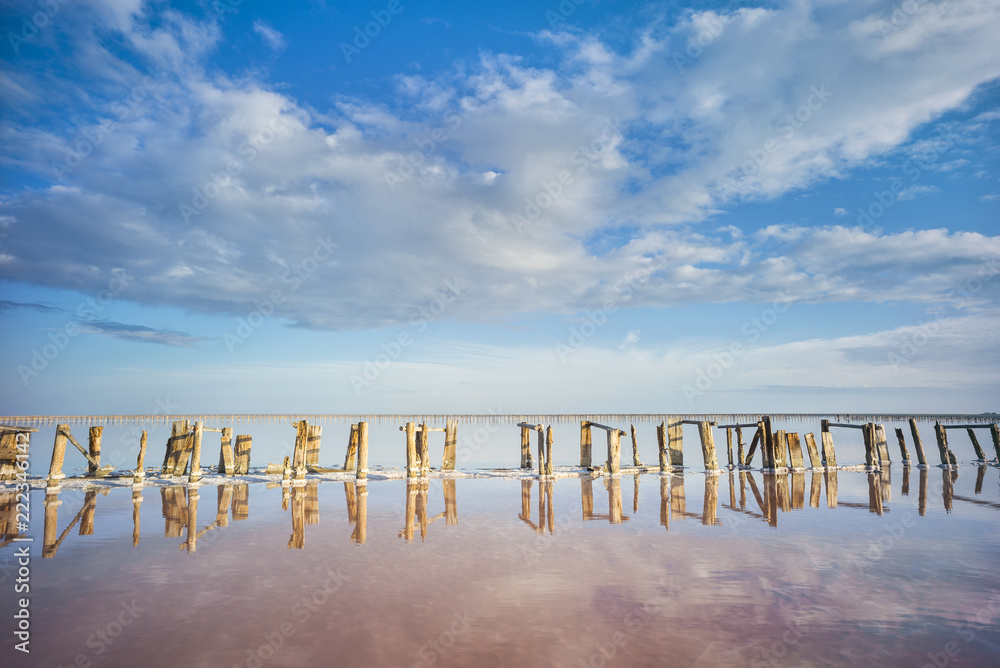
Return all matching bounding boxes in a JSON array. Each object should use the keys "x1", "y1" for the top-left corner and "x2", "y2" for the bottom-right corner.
[
  {"x1": 667, "y1": 418, "x2": 683, "y2": 467},
  {"x1": 293, "y1": 419, "x2": 308, "y2": 479},
  {"x1": 419, "y1": 422, "x2": 430, "y2": 477},
  {"x1": 736, "y1": 426, "x2": 745, "y2": 466},
  {"x1": 863, "y1": 423, "x2": 877, "y2": 468},
  {"x1": 934, "y1": 422, "x2": 951, "y2": 466},
  {"x1": 88, "y1": 426, "x2": 103, "y2": 475},
  {"x1": 521, "y1": 426, "x2": 532, "y2": 469},
  {"x1": 442, "y1": 419, "x2": 457, "y2": 471},
  {"x1": 656, "y1": 422, "x2": 667, "y2": 473},
  {"x1": 875, "y1": 424, "x2": 890, "y2": 465},
  {"x1": 967, "y1": 428, "x2": 986, "y2": 461},
  {"x1": 772, "y1": 427, "x2": 787, "y2": 469},
  {"x1": 698, "y1": 421, "x2": 718, "y2": 472},
  {"x1": 607, "y1": 428, "x2": 621, "y2": 475},
  {"x1": 762, "y1": 417, "x2": 775, "y2": 469},
  {"x1": 820, "y1": 419, "x2": 837, "y2": 467},
  {"x1": 405, "y1": 422, "x2": 417, "y2": 477},
  {"x1": 787, "y1": 433, "x2": 805, "y2": 469},
  {"x1": 306, "y1": 424, "x2": 322, "y2": 467},
  {"x1": 48, "y1": 424, "x2": 68, "y2": 482},
  {"x1": 630, "y1": 424, "x2": 642, "y2": 466},
  {"x1": 356, "y1": 421, "x2": 369, "y2": 481},
  {"x1": 545, "y1": 426, "x2": 554, "y2": 476},
  {"x1": 234, "y1": 435, "x2": 252, "y2": 474},
  {"x1": 894, "y1": 427, "x2": 910, "y2": 464},
  {"x1": 803, "y1": 432, "x2": 822, "y2": 468},
  {"x1": 345, "y1": 423, "x2": 359, "y2": 470},
  {"x1": 580, "y1": 421, "x2": 592, "y2": 468},
  {"x1": 991, "y1": 424, "x2": 1000, "y2": 461},
  {"x1": 218, "y1": 427, "x2": 235, "y2": 476},
  {"x1": 909, "y1": 418, "x2": 927, "y2": 466},
  {"x1": 725, "y1": 427, "x2": 733, "y2": 468},
  {"x1": 188, "y1": 421, "x2": 203, "y2": 483}
]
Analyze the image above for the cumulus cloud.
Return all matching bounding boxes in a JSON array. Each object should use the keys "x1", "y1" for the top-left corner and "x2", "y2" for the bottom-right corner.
[{"x1": 252, "y1": 20, "x2": 286, "y2": 52}]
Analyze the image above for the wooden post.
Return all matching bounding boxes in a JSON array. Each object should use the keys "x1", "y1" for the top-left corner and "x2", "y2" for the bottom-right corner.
[
  {"x1": 667, "y1": 418, "x2": 683, "y2": 467},
  {"x1": 606, "y1": 429, "x2": 622, "y2": 475},
  {"x1": 967, "y1": 428, "x2": 986, "y2": 461},
  {"x1": 762, "y1": 417, "x2": 775, "y2": 469},
  {"x1": 282, "y1": 455, "x2": 291, "y2": 484},
  {"x1": 772, "y1": 427, "x2": 787, "y2": 469},
  {"x1": 725, "y1": 428, "x2": 733, "y2": 468},
  {"x1": 863, "y1": 423, "x2": 877, "y2": 468},
  {"x1": 580, "y1": 421, "x2": 592, "y2": 467},
  {"x1": 521, "y1": 426, "x2": 531, "y2": 468},
  {"x1": 787, "y1": 433, "x2": 805, "y2": 469},
  {"x1": 218, "y1": 428, "x2": 235, "y2": 476},
  {"x1": 293, "y1": 420, "x2": 308, "y2": 479},
  {"x1": 745, "y1": 425, "x2": 761, "y2": 466},
  {"x1": 188, "y1": 421, "x2": 203, "y2": 483},
  {"x1": 419, "y1": 423, "x2": 430, "y2": 477},
  {"x1": 545, "y1": 426, "x2": 554, "y2": 476},
  {"x1": 820, "y1": 420, "x2": 837, "y2": 467},
  {"x1": 875, "y1": 424, "x2": 890, "y2": 465},
  {"x1": 405, "y1": 422, "x2": 417, "y2": 477},
  {"x1": 345, "y1": 424, "x2": 359, "y2": 470},
  {"x1": 803, "y1": 432, "x2": 822, "y2": 468},
  {"x1": 356, "y1": 422, "x2": 369, "y2": 481},
  {"x1": 442, "y1": 419, "x2": 458, "y2": 471},
  {"x1": 736, "y1": 427, "x2": 745, "y2": 466},
  {"x1": 48, "y1": 424, "x2": 68, "y2": 483},
  {"x1": 88, "y1": 426, "x2": 103, "y2": 475},
  {"x1": 306, "y1": 424, "x2": 322, "y2": 467},
  {"x1": 909, "y1": 418, "x2": 927, "y2": 466},
  {"x1": 656, "y1": 422, "x2": 667, "y2": 473},
  {"x1": 537, "y1": 427, "x2": 546, "y2": 476},
  {"x1": 698, "y1": 421, "x2": 718, "y2": 472},
  {"x1": 934, "y1": 422, "x2": 950, "y2": 466},
  {"x1": 234, "y1": 435, "x2": 252, "y2": 474},
  {"x1": 133, "y1": 430, "x2": 148, "y2": 483},
  {"x1": 990, "y1": 424, "x2": 1000, "y2": 461},
  {"x1": 630, "y1": 424, "x2": 642, "y2": 466},
  {"x1": 894, "y1": 427, "x2": 910, "y2": 464}
]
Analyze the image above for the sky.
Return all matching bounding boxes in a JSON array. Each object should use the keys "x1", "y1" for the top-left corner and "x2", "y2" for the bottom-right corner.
[{"x1": 1, "y1": 0, "x2": 999, "y2": 418}]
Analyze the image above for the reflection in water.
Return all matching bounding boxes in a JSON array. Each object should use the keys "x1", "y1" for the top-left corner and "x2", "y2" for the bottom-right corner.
[
  {"x1": 703, "y1": 475, "x2": 718, "y2": 526},
  {"x1": 400, "y1": 479, "x2": 458, "y2": 542},
  {"x1": 868, "y1": 473, "x2": 883, "y2": 515},
  {"x1": 942, "y1": 468, "x2": 954, "y2": 513},
  {"x1": 975, "y1": 465, "x2": 985, "y2": 495}
]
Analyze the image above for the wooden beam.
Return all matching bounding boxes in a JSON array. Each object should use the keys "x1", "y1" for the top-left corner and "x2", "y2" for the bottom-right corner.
[
  {"x1": 941, "y1": 423, "x2": 999, "y2": 430},
  {"x1": 827, "y1": 422, "x2": 866, "y2": 430},
  {"x1": 0, "y1": 425, "x2": 39, "y2": 433}
]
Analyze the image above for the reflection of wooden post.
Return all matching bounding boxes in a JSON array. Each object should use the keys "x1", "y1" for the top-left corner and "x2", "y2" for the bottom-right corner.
[
  {"x1": 217, "y1": 485, "x2": 232, "y2": 527},
  {"x1": 867, "y1": 473, "x2": 883, "y2": 515},
  {"x1": 442, "y1": 419, "x2": 457, "y2": 470},
  {"x1": 545, "y1": 480, "x2": 554, "y2": 534},
  {"x1": 356, "y1": 422, "x2": 369, "y2": 481},
  {"x1": 43, "y1": 491, "x2": 60, "y2": 558},
  {"x1": 633, "y1": 473, "x2": 641, "y2": 513},
  {"x1": 824, "y1": 470, "x2": 838, "y2": 508},
  {"x1": 345, "y1": 424, "x2": 359, "y2": 470},
  {"x1": 918, "y1": 468, "x2": 928, "y2": 516},
  {"x1": 418, "y1": 480, "x2": 429, "y2": 542},
  {"x1": 776, "y1": 472, "x2": 790, "y2": 513},
  {"x1": 941, "y1": 469, "x2": 953, "y2": 512},
  {"x1": 933, "y1": 422, "x2": 950, "y2": 466},
  {"x1": 630, "y1": 425, "x2": 642, "y2": 466},
  {"x1": 698, "y1": 422, "x2": 718, "y2": 471},
  {"x1": 545, "y1": 426, "x2": 554, "y2": 475},
  {"x1": 909, "y1": 419, "x2": 927, "y2": 466},
  {"x1": 809, "y1": 472, "x2": 822, "y2": 508},
  {"x1": 352, "y1": 484, "x2": 367, "y2": 544},
  {"x1": 134, "y1": 430, "x2": 148, "y2": 482},
  {"x1": 791, "y1": 471, "x2": 805, "y2": 509},
  {"x1": 234, "y1": 435, "x2": 252, "y2": 474},
  {"x1": 80, "y1": 491, "x2": 97, "y2": 535},
  {"x1": 902, "y1": 466, "x2": 910, "y2": 495},
  {"x1": 231, "y1": 484, "x2": 249, "y2": 521},
  {"x1": 443, "y1": 479, "x2": 458, "y2": 526},
  {"x1": 804, "y1": 433, "x2": 822, "y2": 468},
  {"x1": 520, "y1": 426, "x2": 532, "y2": 469},
  {"x1": 975, "y1": 465, "x2": 985, "y2": 495},
  {"x1": 288, "y1": 486, "x2": 304, "y2": 549},
  {"x1": 667, "y1": 418, "x2": 683, "y2": 466},
  {"x1": 48, "y1": 425, "x2": 68, "y2": 483},
  {"x1": 967, "y1": 428, "x2": 986, "y2": 461},
  {"x1": 703, "y1": 475, "x2": 719, "y2": 526},
  {"x1": 659, "y1": 476, "x2": 669, "y2": 531},
  {"x1": 218, "y1": 427, "x2": 235, "y2": 475},
  {"x1": 344, "y1": 481, "x2": 357, "y2": 523},
  {"x1": 405, "y1": 422, "x2": 417, "y2": 477},
  {"x1": 306, "y1": 424, "x2": 322, "y2": 467},
  {"x1": 608, "y1": 476, "x2": 623, "y2": 524},
  {"x1": 764, "y1": 474, "x2": 778, "y2": 527},
  {"x1": 820, "y1": 420, "x2": 837, "y2": 467},
  {"x1": 403, "y1": 481, "x2": 417, "y2": 542},
  {"x1": 787, "y1": 433, "x2": 804, "y2": 469},
  {"x1": 580, "y1": 422, "x2": 592, "y2": 467},
  {"x1": 131, "y1": 489, "x2": 142, "y2": 547},
  {"x1": 188, "y1": 421, "x2": 203, "y2": 483},
  {"x1": 88, "y1": 426, "x2": 103, "y2": 475},
  {"x1": 607, "y1": 429, "x2": 621, "y2": 475},
  {"x1": 521, "y1": 479, "x2": 533, "y2": 521},
  {"x1": 580, "y1": 478, "x2": 593, "y2": 520},
  {"x1": 656, "y1": 422, "x2": 667, "y2": 472},
  {"x1": 670, "y1": 475, "x2": 686, "y2": 516}
]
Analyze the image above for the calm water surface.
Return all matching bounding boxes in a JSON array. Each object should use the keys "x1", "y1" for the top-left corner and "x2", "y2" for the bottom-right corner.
[{"x1": 2, "y1": 467, "x2": 999, "y2": 667}]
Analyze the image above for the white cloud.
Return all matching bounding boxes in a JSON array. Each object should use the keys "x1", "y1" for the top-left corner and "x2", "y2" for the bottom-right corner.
[
  {"x1": 897, "y1": 184, "x2": 941, "y2": 201},
  {"x1": 253, "y1": 19, "x2": 286, "y2": 52}
]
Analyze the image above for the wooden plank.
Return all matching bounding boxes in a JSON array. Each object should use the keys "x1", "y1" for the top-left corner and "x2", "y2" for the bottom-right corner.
[
  {"x1": 909, "y1": 418, "x2": 927, "y2": 466},
  {"x1": 0, "y1": 425, "x2": 38, "y2": 433},
  {"x1": 744, "y1": 425, "x2": 761, "y2": 466},
  {"x1": 62, "y1": 427, "x2": 100, "y2": 468},
  {"x1": 306, "y1": 424, "x2": 322, "y2": 467},
  {"x1": 667, "y1": 418, "x2": 683, "y2": 467},
  {"x1": 787, "y1": 432, "x2": 805, "y2": 469},
  {"x1": 941, "y1": 423, "x2": 1000, "y2": 429},
  {"x1": 828, "y1": 423, "x2": 866, "y2": 430},
  {"x1": 405, "y1": 422, "x2": 417, "y2": 477},
  {"x1": 803, "y1": 432, "x2": 822, "y2": 468},
  {"x1": 442, "y1": 419, "x2": 457, "y2": 471}
]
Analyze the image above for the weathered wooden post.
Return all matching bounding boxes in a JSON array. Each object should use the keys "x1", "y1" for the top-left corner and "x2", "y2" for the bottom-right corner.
[
  {"x1": 787, "y1": 433, "x2": 805, "y2": 469},
  {"x1": 967, "y1": 428, "x2": 986, "y2": 461},
  {"x1": 442, "y1": 419, "x2": 458, "y2": 471},
  {"x1": 234, "y1": 435, "x2": 252, "y2": 474},
  {"x1": 656, "y1": 422, "x2": 668, "y2": 472},
  {"x1": 344, "y1": 423, "x2": 359, "y2": 470},
  {"x1": 863, "y1": 423, "x2": 878, "y2": 468},
  {"x1": 697, "y1": 421, "x2": 718, "y2": 472},
  {"x1": 520, "y1": 425, "x2": 532, "y2": 468},
  {"x1": 803, "y1": 432, "x2": 822, "y2": 468},
  {"x1": 725, "y1": 428, "x2": 734, "y2": 469},
  {"x1": 188, "y1": 421, "x2": 204, "y2": 483},
  {"x1": 218, "y1": 427, "x2": 235, "y2": 476},
  {"x1": 990, "y1": 424, "x2": 1000, "y2": 461},
  {"x1": 630, "y1": 424, "x2": 642, "y2": 466},
  {"x1": 356, "y1": 422, "x2": 369, "y2": 481},
  {"x1": 667, "y1": 418, "x2": 683, "y2": 467},
  {"x1": 934, "y1": 422, "x2": 951, "y2": 466},
  {"x1": 419, "y1": 422, "x2": 430, "y2": 477},
  {"x1": 580, "y1": 421, "x2": 592, "y2": 467},
  {"x1": 537, "y1": 426, "x2": 546, "y2": 476},
  {"x1": 736, "y1": 426, "x2": 745, "y2": 467},
  {"x1": 745, "y1": 424, "x2": 762, "y2": 467},
  {"x1": 908, "y1": 418, "x2": 927, "y2": 467},
  {"x1": 820, "y1": 420, "x2": 837, "y2": 467},
  {"x1": 306, "y1": 424, "x2": 322, "y2": 467},
  {"x1": 762, "y1": 417, "x2": 776, "y2": 469},
  {"x1": 607, "y1": 428, "x2": 622, "y2": 475},
  {"x1": 292, "y1": 419, "x2": 308, "y2": 479},
  {"x1": 405, "y1": 422, "x2": 418, "y2": 477},
  {"x1": 545, "y1": 426, "x2": 554, "y2": 476},
  {"x1": 133, "y1": 430, "x2": 147, "y2": 484},
  {"x1": 88, "y1": 426, "x2": 103, "y2": 475},
  {"x1": 48, "y1": 424, "x2": 68, "y2": 484},
  {"x1": 894, "y1": 427, "x2": 910, "y2": 464},
  {"x1": 772, "y1": 427, "x2": 787, "y2": 469},
  {"x1": 875, "y1": 424, "x2": 891, "y2": 465},
  {"x1": 282, "y1": 455, "x2": 291, "y2": 485}
]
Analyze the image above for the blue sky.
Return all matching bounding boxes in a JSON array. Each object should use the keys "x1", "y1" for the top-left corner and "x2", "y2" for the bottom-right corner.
[{"x1": 1, "y1": 0, "x2": 998, "y2": 417}]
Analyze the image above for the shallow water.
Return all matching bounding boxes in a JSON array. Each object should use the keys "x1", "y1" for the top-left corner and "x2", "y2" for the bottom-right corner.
[{"x1": 2, "y1": 467, "x2": 999, "y2": 667}]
